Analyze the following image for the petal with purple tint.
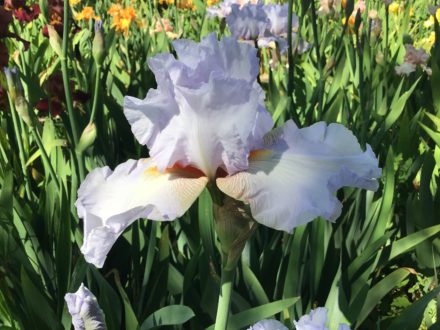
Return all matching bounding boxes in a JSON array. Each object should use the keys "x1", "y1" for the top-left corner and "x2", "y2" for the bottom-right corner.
[
  {"x1": 226, "y1": 4, "x2": 269, "y2": 40},
  {"x1": 124, "y1": 34, "x2": 272, "y2": 177},
  {"x1": 65, "y1": 284, "x2": 106, "y2": 330}
]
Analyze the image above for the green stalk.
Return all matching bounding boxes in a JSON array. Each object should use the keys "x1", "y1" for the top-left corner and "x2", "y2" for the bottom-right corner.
[
  {"x1": 286, "y1": 0, "x2": 294, "y2": 101},
  {"x1": 89, "y1": 66, "x2": 101, "y2": 124},
  {"x1": 30, "y1": 127, "x2": 60, "y2": 189},
  {"x1": 310, "y1": 0, "x2": 324, "y2": 120},
  {"x1": 61, "y1": 0, "x2": 79, "y2": 146},
  {"x1": 214, "y1": 268, "x2": 235, "y2": 330},
  {"x1": 61, "y1": 0, "x2": 85, "y2": 182},
  {"x1": 7, "y1": 95, "x2": 32, "y2": 200},
  {"x1": 356, "y1": 32, "x2": 367, "y2": 145}
]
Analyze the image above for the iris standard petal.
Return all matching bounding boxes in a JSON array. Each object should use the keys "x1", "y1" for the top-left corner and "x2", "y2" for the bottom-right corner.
[
  {"x1": 217, "y1": 121, "x2": 381, "y2": 232},
  {"x1": 124, "y1": 34, "x2": 272, "y2": 178},
  {"x1": 65, "y1": 283, "x2": 106, "y2": 330},
  {"x1": 76, "y1": 159, "x2": 208, "y2": 268},
  {"x1": 263, "y1": 4, "x2": 292, "y2": 37},
  {"x1": 227, "y1": 4, "x2": 269, "y2": 40}
]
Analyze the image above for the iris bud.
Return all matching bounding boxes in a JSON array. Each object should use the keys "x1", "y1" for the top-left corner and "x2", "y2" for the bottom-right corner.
[
  {"x1": 93, "y1": 21, "x2": 105, "y2": 66},
  {"x1": 77, "y1": 122, "x2": 97, "y2": 153},
  {"x1": 47, "y1": 25, "x2": 63, "y2": 57}
]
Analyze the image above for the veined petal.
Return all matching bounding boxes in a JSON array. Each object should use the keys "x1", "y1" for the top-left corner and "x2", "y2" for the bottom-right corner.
[
  {"x1": 124, "y1": 34, "x2": 273, "y2": 178},
  {"x1": 217, "y1": 121, "x2": 381, "y2": 232},
  {"x1": 76, "y1": 159, "x2": 208, "y2": 267}
]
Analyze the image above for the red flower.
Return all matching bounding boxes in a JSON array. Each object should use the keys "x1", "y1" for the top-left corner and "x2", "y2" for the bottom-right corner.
[
  {"x1": 35, "y1": 98, "x2": 63, "y2": 117},
  {"x1": 36, "y1": 72, "x2": 90, "y2": 117},
  {"x1": 13, "y1": 4, "x2": 40, "y2": 23},
  {"x1": 4, "y1": 0, "x2": 26, "y2": 11}
]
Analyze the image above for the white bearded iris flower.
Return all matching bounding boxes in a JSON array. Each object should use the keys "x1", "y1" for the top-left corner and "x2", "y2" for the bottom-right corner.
[{"x1": 76, "y1": 33, "x2": 380, "y2": 268}]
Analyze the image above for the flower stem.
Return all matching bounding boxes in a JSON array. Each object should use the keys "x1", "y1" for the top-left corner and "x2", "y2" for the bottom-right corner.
[
  {"x1": 89, "y1": 65, "x2": 101, "y2": 124},
  {"x1": 61, "y1": 0, "x2": 79, "y2": 146},
  {"x1": 7, "y1": 94, "x2": 32, "y2": 200},
  {"x1": 214, "y1": 267, "x2": 235, "y2": 330},
  {"x1": 30, "y1": 127, "x2": 60, "y2": 189},
  {"x1": 61, "y1": 0, "x2": 85, "y2": 182}
]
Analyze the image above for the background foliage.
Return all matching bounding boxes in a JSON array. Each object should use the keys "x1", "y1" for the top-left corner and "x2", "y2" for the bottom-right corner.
[{"x1": 1, "y1": 0, "x2": 440, "y2": 329}]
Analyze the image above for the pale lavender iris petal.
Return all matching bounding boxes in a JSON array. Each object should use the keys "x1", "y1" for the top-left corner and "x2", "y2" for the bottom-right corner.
[
  {"x1": 147, "y1": 73, "x2": 268, "y2": 177},
  {"x1": 263, "y1": 4, "x2": 292, "y2": 37},
  {"x1": 65, "y1": 284, "x2": 106, "y2": 330},
  {"x1": 226, "y1": 4, "x2": 269, "y2": 40},
  {"x1": 217, "y1": 121, "x2": 381, "y2": 232},
  {"x1": 248, "y1": 319, "x2": 289, "y2": 330},
  {"x1": 294, "y1": 307, "x2": 329, "y2": 330},
  {"x1": 172, "y1": 33, "x2": 260, "y2": 83},
  {"x1": 124, "y1": 33, "x2": 273, "y2": 177},
  {"x1": 76, "y1": 159, "x2": 208, "y2": 267},
  {"x1": 207, "y1": 1, "x2": 234, "y2": 18},
  {"x1": 207, "y1": 0, "x2": 263, "y2": 18}
]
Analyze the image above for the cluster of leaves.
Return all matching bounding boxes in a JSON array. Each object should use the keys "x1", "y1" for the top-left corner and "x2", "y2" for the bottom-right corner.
[{"x1": 0, "y1": 0, "x2": 440, "y2": 329}]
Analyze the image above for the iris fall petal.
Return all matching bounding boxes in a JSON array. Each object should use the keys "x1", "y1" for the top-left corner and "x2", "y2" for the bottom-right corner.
[
  {"x1": 76, "y1": 159, "x2": 208, "y2": 267},
  {"x1": 217, "y1": 121, "x2": 381, "y2": 232}
]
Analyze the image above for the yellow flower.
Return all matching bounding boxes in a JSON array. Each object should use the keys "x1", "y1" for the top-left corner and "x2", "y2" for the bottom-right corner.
[
  {"x1": 424, "y1": 8, "x2": 440, "y2": 28},
  {"x1": 207, "y1": 0, "x2": 220, "y2": 6},
  {"x1": 428, "y1": 31, "x2": 436, "y2": 48},
  {"x1": 342, "y1": 15, "x2": 356, "y2": 27},
  {"x1": 388, "y1": 2, "x2": 403, "y2": 14},
  {"x1": 424, "y1": 16, "x2": 435, "y2": 28},
  {"x1": 75, "y1": 6, "x2": 99, "y2": 21},
  {"x1": 69, "y1": 0, "x2": 80, "y2": 6}
]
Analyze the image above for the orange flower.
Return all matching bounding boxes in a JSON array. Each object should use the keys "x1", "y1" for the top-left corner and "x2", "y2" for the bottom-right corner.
[
  {"x1": 109, "y1": 5, "x2": 138, "y2": 36},
  {"x1": 108, "y1": 4, "x2": 122, "y2": 17},
  {"x1": 75, "y1": 6, "x2": 99, "y2": 21}
]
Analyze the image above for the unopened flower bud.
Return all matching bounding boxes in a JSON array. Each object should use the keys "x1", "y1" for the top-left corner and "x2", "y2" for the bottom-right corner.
[
  {"x1": 212, "y1": 190, "x2": 257, "y2": 270},
  {"x1": 47, "y1": 25, "x2": 63, "y2": 57},
  {"x1": 15, "y1": 95, "x2": 34, "y2": 127},
  {"x1": 77, "y1": 122, "x2": 97, "y2": 153},
  {"x1": 93, "y1": 21, "x2": 105, "y2": 66},
  {"x1": 375, "y1": 51, "x2": 384, "y2": 65},
  {"x1": 3, "y1": 67, "x2": 17, "y2": 101}
]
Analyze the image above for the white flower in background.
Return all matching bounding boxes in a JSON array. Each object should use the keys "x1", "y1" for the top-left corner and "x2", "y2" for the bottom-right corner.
[
  {"x1": 65, "y1": 284, "x2": 106, "y2": 330},
  {"x1": 227, "y1": 3, "x2": 269, "y2": 40},
  {"x1": 76, "y1": 33, "x2": 380, "y2": 268},
  {"x1": 395, "y1": 44, "x2": 431, "y2": 76},
  {"x1": 225, "y1": 2, "x2": 306, "y2": 54},
  {"x1": 248, "y1": 319, "x2": 288, "y2": 330},
  {"x1": 317, "y1": 0, "x2": 341, "y2": 16},
  {"x1": 207, "y1": 0, "x2": 261, "y2": 18},
  {"x1": 294, "y1": 307, "x2": 351, "y2": 330}
]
